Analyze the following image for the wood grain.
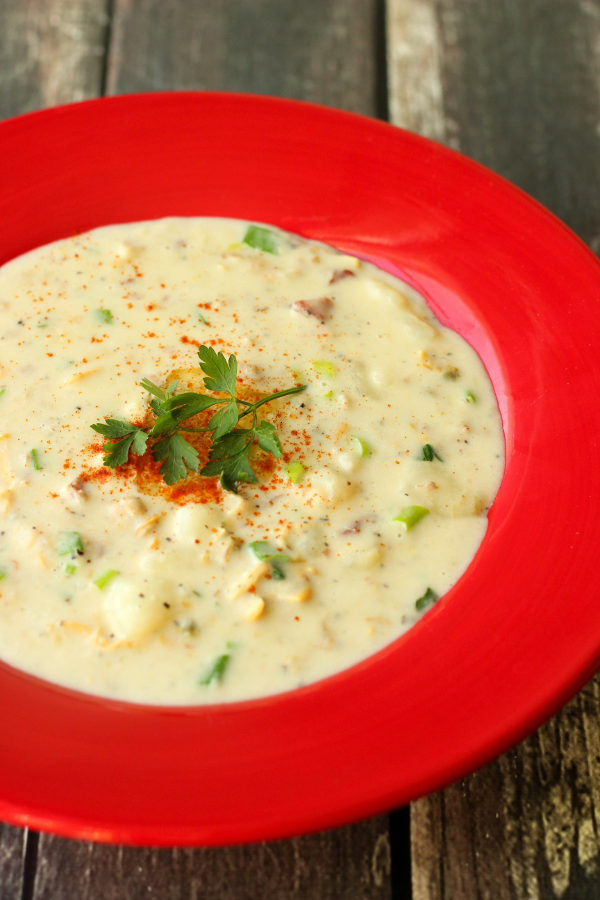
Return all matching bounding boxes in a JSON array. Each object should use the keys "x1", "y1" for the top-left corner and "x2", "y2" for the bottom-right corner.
[
  {"x1": 0, "y1": 823, "x2": 26, "y2": 900},
  {"x1": 386, "y1": 0, "x2": 600, "y2": 897},
  {"x1": 433, "y1": 0, "x2": 600, "y2": 246},
  {"x1": 386, "y1": 0, "x2": 445, "y2": 141},
  {"x1": 105, "y1": 0, "x2": 384, "y2": 116},
  {"x1": 31, "y1": 819, "x2": 390, "y2": 900},
  {"x1": 0, "y1": 0, "x2": 110, "y2": 120}
]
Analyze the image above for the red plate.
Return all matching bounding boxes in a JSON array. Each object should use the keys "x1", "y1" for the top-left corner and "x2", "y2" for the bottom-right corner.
[{"x1": 1, "y1": 93, "x2": 600, "y2": 845}]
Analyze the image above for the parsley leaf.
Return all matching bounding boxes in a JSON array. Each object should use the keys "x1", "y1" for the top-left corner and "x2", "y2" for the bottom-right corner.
[
  {"x1": 202, "y1": 429, "x2": 257, "y2": 493},
  {"x1": 209, "y1": 400, "x2": 239, "y2": 440},
  {"x1": 91, "y1": 343, "x2": 306, "y2": 490},
  {"x1": 152, "y1": 433, "x2": 200, "y2": 485},
  {"x1": 91, "y1": 418, "x2": 141, "y2": 439},
  {"x1": 255, "y1": 420, "x2": 283, "y2": 458},
  {"x1": 197, "y1": 346, "x2": 238, "y2": 395},
  {"x1": 91, "y1": 420, "x2": 149, "y2": 467}
]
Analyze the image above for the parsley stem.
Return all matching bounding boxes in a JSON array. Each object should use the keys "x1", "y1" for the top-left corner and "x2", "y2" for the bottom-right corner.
[
  {"x1": 181, "y1": 385, "x2": 307, "y2": 432},
  {"x1": 237, "y1": 384, "x2": 307, "y2": 420}
]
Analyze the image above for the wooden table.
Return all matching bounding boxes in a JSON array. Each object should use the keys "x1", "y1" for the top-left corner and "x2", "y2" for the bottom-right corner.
[{"x1": 1, "y1": 1, "x2": 599, "y2": 897}]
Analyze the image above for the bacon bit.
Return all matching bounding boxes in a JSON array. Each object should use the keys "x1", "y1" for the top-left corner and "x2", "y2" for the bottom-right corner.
[
  {"x1": 292, "y1": 297, "x2": 333, "y2": 322},
  {"x1": 341, "y1": 520, "x2": 362, "y2": 535},
  {"x1": 329, "y1": 269, "x2": 356, "y2": 284},
  {"x1": 69, "y1": 474, "x2": 88, "y2": 495}
]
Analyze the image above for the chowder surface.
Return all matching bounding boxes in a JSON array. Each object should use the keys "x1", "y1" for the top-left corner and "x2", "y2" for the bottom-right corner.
[{"x1": 0, "y1": 218, "x2": 503, "y2": 703}]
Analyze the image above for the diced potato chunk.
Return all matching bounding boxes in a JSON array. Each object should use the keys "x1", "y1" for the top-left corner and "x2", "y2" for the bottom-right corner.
[
  {"x1": 102, "y1": 579, "x2": 172, "y2": 643},
  {"x1": 365, "y1": 279, "x2": 438, "y2": 340},
  {"x1": 171, "y1": 503, "x2": 223, "y2": 544},
  {"x1": 285, "y1": 523, "x2": 325, "y2": 559},
  {"x1": 306, "y1": 470, "x2": 356, "y2": 504}
]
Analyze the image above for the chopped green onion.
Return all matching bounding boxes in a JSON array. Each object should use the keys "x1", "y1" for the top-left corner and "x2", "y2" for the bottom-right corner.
[
  {"x1": 0, "y1": 570, "x2": 5, "y2": 582},
  {"x1": 249, "y1": 540, "x2": 290, "y2": 579},
  {"x1": 57, "y1": 531, "x2": 84, "y2": 557},
  {"x1": 30, "y1": 448, "x2": 42, "y2": 470},
  {"x1": 312, "y1": 360, "x2": 335, "y2": 377},
  {"x1": 95, "y1": 308, "x2": 113, "y2": 324},
  {"x1": 270, "y1": 560, "x2": 286, "y2": 580},
  {"x1": 286, "y1": 461, "x2": 306, "y2": 484},
  {"x1": 64, "y1": 563, "x2": 77, "y2": 576},
  {"x1": 199, "y1": 653, "x2": 231, "y2": 686},
  {"x1": 393, "y1": 505, "x2": 430, "y2": 531},
  {"x1": 421, "y1": 443, "x2": 443, "y2": 462},
  {"x1": 323, "y1": 390, "x2": 335, "y2": 401},
  {"x1": 94, "y1": 569, "x2": 119, "y2": 590},
  {"x1": 242, "y1": 225, "x2": 278, "y2": 254},
  {"x1": 415, "y1": 587, "x2": 439, "y2": 611},
  {"x1": 465, "y1": 390, "x2": 476, "y2": 403},
  {"x1": 249, "y1": 541, "x2": 275, "y2": 560},
  {"x1": 351, "y1": 435, "x2": 372, "y2": 458},
  {"x1": 0, "y1": 388, "x2": 5, "y2": 399}
]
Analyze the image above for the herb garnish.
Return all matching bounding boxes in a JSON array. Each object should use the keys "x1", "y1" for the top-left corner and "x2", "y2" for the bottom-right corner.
[
  {"x1": 249, "y1": 540, "x2": 290, "y2": 580},
  {"x1": 199, "y1": 653, "x2": 231, "y2": 686},
  {"x1": 57, "y1": 531, "x2": 84, "y2": 557},
  {"x1": 30, "y1": 448, "x2": 42, "y2": 470},
  {"x1": 415, "y1": 587, "x2": 439, "y2": 611},
  {"x1": 420, "y1": 443, "x2": 443, "y2": 462},
  {"x1": 393, "y1": 505, "x2": 430, "y2": 531},
  {"x1": 91, "y1": 344, "x2": 306, "y2": 491},
  {"x1": 242, "y1": 225, "x2": 278, "y2": 254}
]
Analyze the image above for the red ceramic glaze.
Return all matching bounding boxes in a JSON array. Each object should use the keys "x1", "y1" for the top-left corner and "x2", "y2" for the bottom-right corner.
[{"x1": 1, "y1": 93, "x2": 600, "y2": 845}]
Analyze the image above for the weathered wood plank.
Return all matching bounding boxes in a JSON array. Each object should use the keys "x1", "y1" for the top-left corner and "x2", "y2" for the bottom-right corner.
[
  {"x1": 387, "y1": 0, "x2": 600, "y2": 897},
  {"x1": 412, "y1": 685, "x2": 600, "y2": 900},
  {"x1": 0, "y1": 0, "x2": 392, "y2": 895},
  {"x1": 32, "y1": 819, "x2": 391, "y2": 900},
  {"x1": 0, "y1": 823, "x2": 27, "y2": 900},
  {"x1": 386, "y1": 0, "x2": 445, "y2": 142},
  {"x1": 106, "y1": 0, "x2": 383, "y2": 116},
  {"x1": 433, "y1": 0, "x2": 600, "y2": 246},
  {"x1": 0, "y1": 0, "x2": 110, "y2": 120}
]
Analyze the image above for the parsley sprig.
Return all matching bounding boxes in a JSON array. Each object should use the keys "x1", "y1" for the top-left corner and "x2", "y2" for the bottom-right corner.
[{"x1": 91, "y1": 345, "x2": 306, "y2": 491}]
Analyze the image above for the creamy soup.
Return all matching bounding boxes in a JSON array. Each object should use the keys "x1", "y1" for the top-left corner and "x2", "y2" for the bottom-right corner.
[{"x1": 0, "y1": 218, "x2": 504, "y2": 704}]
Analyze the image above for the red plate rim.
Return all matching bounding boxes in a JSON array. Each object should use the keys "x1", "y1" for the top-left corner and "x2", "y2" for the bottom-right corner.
[{"x1": 1, "y1": 92, "x2": 600, "y2": 845}]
